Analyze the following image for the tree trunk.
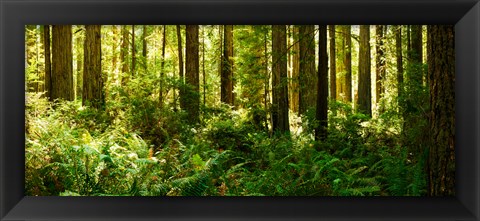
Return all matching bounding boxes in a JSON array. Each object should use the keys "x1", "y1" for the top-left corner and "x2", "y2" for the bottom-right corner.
[
  {"x1": 43, "y1": 25, "x2": 52, "y2": 99},
  {"x1": 375, "y1": 25, "x2": 386, "y2": 112},
  {"x1": 344, "y1": 25, "x2": 352, "y2": 103},
  {"x1": 159, "y1": 25, "x2": 167, "y2": 107},
  {"x1": 329, "y1": 25, "x2": 336, "y2": 100},
  {"x1": 356, "y1": 25, "x2": 371, "y2": 116},
  {"x1": 143, "y1": 25, "x2": 148, "y2": 72},
  {"x1": 395, "y1": 26, "x2": 404, "y2": 107},
  {"x1": 290, "y1": 26, "x2": 300, "y2": 113},
  {"x1": 177, "y1": 25, "x2": 185, "y2": 111},
  {"x1": 221, "y1": 25, "x2": 234, "y2": 105},
  {"x1": 272, "y1": 25, "x2": 289, "y2": 133},
  {"x1": 316, "y1": 25, "x2": 328, "y2": 141},
  {"x1": 83, "y1": 25, "x2": 104, "y2": 108},
  {"x1": 131, "y1": 25, "x2": 136, "y2": 75},
  {"x1": 202, "y1": 26, "x2": 207, "y2": 106},
  {"x1": 51, "y1": 25, "x2": 74, "y2": 101},
  {"x1": 185, "y1": 25, "x2": 200, "y2": 124},
  {"x1": 298, "y1": 25, "x2": 316, "y2": 115},
  {"x1": 427, "y1": 25, "x2": 455, "y2": 196}
]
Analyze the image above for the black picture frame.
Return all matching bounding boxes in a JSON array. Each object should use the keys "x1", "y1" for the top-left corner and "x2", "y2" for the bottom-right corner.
[{"x1": 1, "y1": 0, "x2": 479, "y2": 220}]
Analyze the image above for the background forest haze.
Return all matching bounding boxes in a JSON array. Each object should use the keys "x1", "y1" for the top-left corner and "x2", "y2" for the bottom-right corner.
[{"x1": 25, "y1": 25, "x2": 455, "y2": 196}]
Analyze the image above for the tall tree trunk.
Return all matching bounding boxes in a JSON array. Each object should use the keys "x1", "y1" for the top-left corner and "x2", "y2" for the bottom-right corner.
[
  {"x1": 396, "y1": 26, "x2": 404, "y2": 106},
  {"x1": 177, "y1": 25, "x2": 185, "y2": 111},
  {"x1": 375, "y1": 25, "x2": 386, "y2": 112},
  {"x1": 202, "y1": 26, "x2": 206, "y2": 106},
  {"x1": 427, "y1": 25, "x2": 455, "y2": 196},
  {"x1": 329, "y1": 25, "x2": 336, "y2": 100},
  {"x1": 344, "y1": 25, "x2": 352, "y2": 103},
  {"x1": 316, "y1": 25, "x2": 328, "y2": 141},
  {"x1": 121, "y1": 26, "x2": 129, "y2": 84},
  {"x1": 83, "y1": 25, "x2": 104, "y2": 108},
  {"x1": 298, "y1": 25, "x2": 316, "y2": 115},
  {"x1": 185, "y1": 25, "x2": 200, "y2": 124},
  {"x1": 221, "y1": 25, "x2": 234, "y2": 105},
  {"x1": 272, "y1": 25, "x2": 289, "y2": 133},
  {"x1": 290, "y1": 26, "x2": 300, "y2": 113},
  {"x1": 357, "y1": 25, "x2": 371, "y2": 116},
  {"x1": 143, "y1": 25, "x2": 148, "y2": 72},
  {"x1": 159, "y1": 25, "x2": 166, "y2": 107},
  {"x1": 51, "y1": 25, "x2": 74, "y2": 101},
  {"x1": 131, "y1": 25, "x2": 136, "y2": 75},
  {"x1": 43, "y1": 25, "x2": 52, "y2": 99},
  {"x1": 335, "y1": 26, "x2": 344, "y2": 101}
]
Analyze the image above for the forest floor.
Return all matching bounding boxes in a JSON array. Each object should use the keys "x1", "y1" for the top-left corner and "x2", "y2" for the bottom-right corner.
[{"x1": 25, "y1": 92, "x2": 427, "y2": 196}]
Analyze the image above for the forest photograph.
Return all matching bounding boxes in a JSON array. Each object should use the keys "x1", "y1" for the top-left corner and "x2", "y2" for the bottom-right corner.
[{"x1": 24, "y1": 25, "x2": 455, "y2": 196}]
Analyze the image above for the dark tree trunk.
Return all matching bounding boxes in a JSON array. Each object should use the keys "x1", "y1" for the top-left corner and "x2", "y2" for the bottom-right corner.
[
  {"x1": 185, "y1": 25, "x2": 200, "y2": 124},
  {"x1": 272, "y1": 25, "x2": 290, "y2": 133},
  {"x1": 177, "y1": 25, "x2": 185, "y2": 111},
  {"x1": 131, "y1": 25, "x2": 136, "y2": 75},
  {"x1": 202, "y1": 26, "x2": 207, "y2": 106},
  {"x1": 221, "y1": 25, "x2": 234, "y2": 105},
  {"x1": 298, "y1": 25, "x2": 316, "y2": 115},
  {"x1": 427, "y1": 25, "x2": 455, "y2": 196},
  {"x1": 357, "y1": 25, "x2": 371, "y2": 116},
  {"x1": 344, "y1": 25, "x2": 352, "y2": 103},
  {"x1": 83, "y1": 25, "x2": 104, "y2": 108},
  {"x1": 375, "y1": 25, "x2": 386, "y2": 112},
  {"x1": 316, "y1": 25, "x2": 328, "y2": 141},
  {"x1": 396, "y1": 26, "x2": 404, "y2": 104},
  {"x1": 43, "y1": 25, "x2": 52, "y2": 99},
  {"x1": 143, "y1": 25, "x2": 148, "y2": 72},
  {"x1": 160, "y1": 25, "x2": 167, "y2": 107},
  {"x1": 51, "y1": 25, "x2": 74, "y2": 101},
  {"x1": 329, "y1": 25, "x2": 336, "y2": 100}
]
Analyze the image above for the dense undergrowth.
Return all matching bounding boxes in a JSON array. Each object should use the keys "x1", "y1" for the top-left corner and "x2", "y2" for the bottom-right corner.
[{"x1": 25, "y1": 90, "x2": 427, "y2": 196}]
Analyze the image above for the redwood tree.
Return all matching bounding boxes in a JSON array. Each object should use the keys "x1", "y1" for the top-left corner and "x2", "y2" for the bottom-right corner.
[
  {"x1": 43, "y1": 25, "x2": 52, "y2": 99},
  {"x1": 427, "y1": 25, "x2": 455, "y2": 196},
  {"x1": 316, "y1": 25, "x2": 328, "y2": 141},
  {"x1": 185, "y1": 25, "x2": 200, "y2": 123},
  {"x1": 298, "y1": 25, "x2": 316, "y2": 115},
  {"x1": 82, "y1": 25, "x2": 103, "y2": 108},
  {"x1": 396, "y1": 26, "x2": 404, "y2": 104},
  {"x1": 272, "y1": 25, "x2": 289, "y2": 133},
  {"x1": 356, "y1": 25, "x2": 371, "y2": 116},
  {"x1": 51, "y1": 25, "x2": 74, "y2": 101},
  {"x1": 329, "y1": 25, "x2": 336, "y2": 100},
  {"x1": 221, "y1": 25, "x2": 234, "y2": 105},
  {"x1": 344, "y1": 25, "x2": 352, "y2": 103}
]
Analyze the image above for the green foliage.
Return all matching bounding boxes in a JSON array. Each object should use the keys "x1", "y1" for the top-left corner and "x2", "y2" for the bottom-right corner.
[{"x1": 25, "y1": 25, "x2": 430, "y2": 197}]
